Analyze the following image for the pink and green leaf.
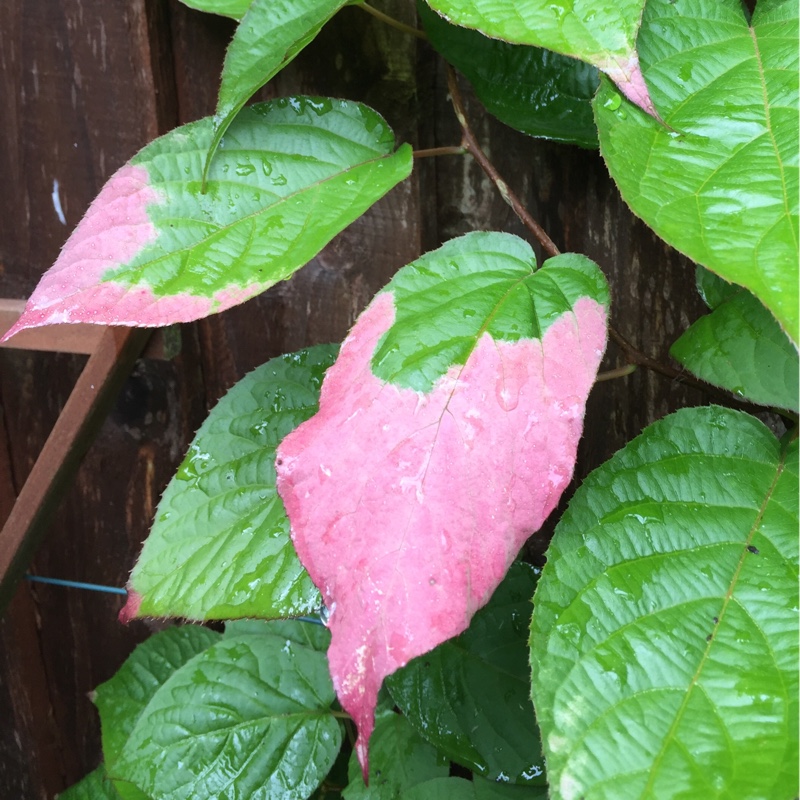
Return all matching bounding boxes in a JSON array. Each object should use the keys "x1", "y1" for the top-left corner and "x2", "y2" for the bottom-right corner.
[
  {"x1": 424, "y1": 0, "x2": 655, "y2": 116},
  {"x1": 3, "y1": 98, "x2": 411, "y2": 341},
  {"x1": 595, "y1": 0, "x2": 799, "y2": 344},
  {"x1": 275, "y1": 231, "x2": 609, "y2": 776}
]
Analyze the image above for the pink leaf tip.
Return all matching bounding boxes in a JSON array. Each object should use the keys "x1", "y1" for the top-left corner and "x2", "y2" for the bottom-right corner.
[
  {"x1": 118, "y1": 589, "x2": 142, "y2": 624},
  {"x1": 604, "y1": 52, "x2": 659, "y2": 120},
  {"x1": 2, "y1": 164, "x2": 167, "y2": 341}
]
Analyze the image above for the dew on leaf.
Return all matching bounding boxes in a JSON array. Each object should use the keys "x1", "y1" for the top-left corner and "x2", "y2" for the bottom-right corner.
[
  {"x1": 235, "y1": 163, "x2": 255, "y2": 177},
  {"x1": 603, "y1": 93, "x2": 622, "y2": 111}
]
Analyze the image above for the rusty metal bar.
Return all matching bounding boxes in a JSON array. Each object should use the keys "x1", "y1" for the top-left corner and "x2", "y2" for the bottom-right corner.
[{"x1": 0, "y1": 326, "x2": 152, "y2": 615}]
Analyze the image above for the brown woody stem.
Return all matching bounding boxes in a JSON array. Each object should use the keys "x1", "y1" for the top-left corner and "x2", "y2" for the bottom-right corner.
[
  {"x1": 358, "y1": 2, "x2": 428, "y2": 40},
  {"x1": 446, "y1": 66, "x2": 561, "y2": 258},
  {"x1": 443, "y1": 65, "x2": 786, "y2": 416},
  {"x1": 414, "y1": 145, "x2": 467, "y2": 159}
]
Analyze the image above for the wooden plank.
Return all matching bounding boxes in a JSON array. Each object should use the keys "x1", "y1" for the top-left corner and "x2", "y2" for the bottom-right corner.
[
  {"x1": 0, "y1": 298, "x2": 181, "y2": 358},
  {"x1": 0, "y1": 327, "x2": 151, "y2": 614}
]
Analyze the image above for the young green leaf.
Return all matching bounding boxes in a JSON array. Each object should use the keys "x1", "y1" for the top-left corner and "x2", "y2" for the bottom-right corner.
[
  {"x1": 401, "y1": 777, "x2": 549, "y2": 800},
  {"x1": 276, "y1": 231, "x2": 609, "y2": 776},
  {"x1": 207, "y1": 0, "x2": 351, "y2": 180},
  {"x1": 423, "y1": 0, "x2": 653, "y2": 114},
  {"x1": 418, "y1": 2, "x2": 599, "y2": 148},
  {"x1": 113, "y1": 634, "x2": 343, "y2": 800},
  {"x1": 531, "y1": 406, "x2": 799, "y2": 799},
  {"x1": 2, "y1": 99, "x2": 412, "y2": 339},
  {"x1": 178, "y1": 0, "x2": 251, "y2": 19},
  {"x1": 596, "y1": 0, "x2": 799, "y2": 344},
  {"x1": 342, "y1": 711, "x2": 449, "y2": 800},
  {"x1": 224, "y1": 617, "x2": 331, "y2": 653},
  {"x1": 671, "y1": 268, "x2": 799, "y2": 412},
  {"x1": 388, "y1": 563, "x2": 546, "y2": 784},
  {"x1": 121, "y1": 346, "x2": 337, "y2": 623},
  {"x1": 58, "y1": 766, "x2": 127, "y2": 800}
]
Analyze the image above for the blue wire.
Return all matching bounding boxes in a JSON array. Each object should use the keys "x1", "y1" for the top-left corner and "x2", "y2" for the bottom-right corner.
[
  {"x1": 23, "y1": 576, "x2": 326, "y2": 627},
  {"x1": 25, "y1": 574, "x2": 128, "y2": 595}
]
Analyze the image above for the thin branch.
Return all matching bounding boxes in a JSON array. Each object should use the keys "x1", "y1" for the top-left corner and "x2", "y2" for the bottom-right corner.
[
  {"x1": 596, "y1": 364, "x2": 637, "y2": 382},
  {"x1": 357, "y1": 2, "x2": 428, "y2": 40},
  {"x1": 608, "y1": 324, "x2": 785, "y2": 416},
  {"x1": 443, "y1": 64, "x2": 786, "y2": 418},
  {"x1": 446, "y1": 66, "x2": 561, "y2": 258},
  {"x1": 414, "y1": 145, "x2": 467, "y2": 159},
  {"x1": 608, "y1": 325, "x2": 685, "y2": 383}
]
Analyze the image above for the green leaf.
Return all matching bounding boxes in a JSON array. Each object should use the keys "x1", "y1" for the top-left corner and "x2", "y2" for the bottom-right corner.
[
  {"x1": 343, "y1": 711, "x2": 449, "y2": 800},
  {"x1": 596, "y1": 0, "x2": 799, "y2": 344},
  {"x1": 123, "y1": 346, "x2": 337, "y2": 622},
  {"x1": 58, "y1": 766, "x2": 126, "y2": 800},
  {"x1": 424, "y1": 0, "x2": 650, "y2": 110},
  {"x1": 371, "y1": 231, "x2": 610, "y2": 392},
  {"x1": 401, "y1": 777, "x2": 549, "y2": 800},
  {"x1": 418, "y1": 2, "x2": 599, "y2": 148},
  {"x1": 7, "y1": 99, "x2": 412, "y2": 336},
  {"x1": 225, "y1": 617, "x2": 331, "y2": 653},
  {"x1": 671, "y1": 268, "x2": 799, "y2": 412},
  {"x1": 114, "y1": 634, "x2": 342, "y2": 800},
  {"x1": 178, "y1": 0, "x2": 251, "y2": 19},
  {"x1": 388, "y1": 563, "x2": 546, "y2": 784},
  {"x1": 207, "y1": 0, "x2": 351, "y2": 179},
  {"x1": 531, "y1": 406, "x2": 799, "y2": 799},
  {"x1": 93, "y1": 627, "x2": 220, "y2": 768}
]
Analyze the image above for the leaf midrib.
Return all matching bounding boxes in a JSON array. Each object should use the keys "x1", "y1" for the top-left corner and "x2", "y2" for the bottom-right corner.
[
  {"x1": 639, "y1": 446, "x2": 788, "y2": 795},
  {"x1": 749, "y1": 22, "x2": 797, "y2": 248}
]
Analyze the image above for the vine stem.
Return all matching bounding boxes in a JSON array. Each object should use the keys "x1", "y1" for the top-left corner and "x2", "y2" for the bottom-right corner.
[
  {"x1": 443, "y1": 66, "x2": 790, "y2": 417},
  {"x1": 446, "y1": 66, "x2": 561, "y2": 258},
  {"x1": 596, "y1": 364, "x2": 637, "y2": 382},
  {"x1": 357, "y1": 2, "x2": 428, "y2": 40},
  {"x1": 414, "y1": 145, "x2": 466, "y2": 159}
]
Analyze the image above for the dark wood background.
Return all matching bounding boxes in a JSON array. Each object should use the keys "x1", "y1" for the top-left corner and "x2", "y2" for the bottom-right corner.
[{"x1": 0, "y1": 1, "x2": 704, "y2": 795}]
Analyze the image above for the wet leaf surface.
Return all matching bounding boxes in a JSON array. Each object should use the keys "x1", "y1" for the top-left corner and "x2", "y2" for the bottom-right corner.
[
  {"x1": 277, "y1": 232, "x2": 609, "y2": 775},
  {"x1": 531, "y1": 406, "x2": 799, "y2": 799},
  {"x1": 671, "y1": 267, "x2": 799, "y2": 412},
  {"x1": 123, "y1": 346, "x2": 337, "y2": 622},
  {"x1": 596, "y1": 0, "x2": 799, "y2": 343}
]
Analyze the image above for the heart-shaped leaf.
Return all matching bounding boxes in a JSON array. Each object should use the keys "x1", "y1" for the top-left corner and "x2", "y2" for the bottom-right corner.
[
  {"x1": 276, "y1": 231, "x2": 609, "y2": 775},
  {"x1": 531, "y1": 407, "x2": 799, "y2": 799},
  {"x1": 178, "y1": 0, "x2": 250, "y2": 19},
  {"x1": 2, "y1": 99, "x2": 411, "y2": 339},
  {"x1": 418, "y1": 2, "x2": 599, "y2": 148},
  {"x1": 424, "y1": 0, "x2": 653, "y2": 114},
  {"x1": 671, "y1": 268, "x2": 799, "y2": 412},
  {"x1": 113, "y1": 633, "x2": 343, "y2": 800},
  {"x1": 342, "y1": 711, "x2": 449, "y2": 800},
  {"x1": 388, "y1": 563, "x2": 546, "y2": 784},
  {"x1": 206, "y1": 0, "x2": 351, "y2": 179},
  {"x1": 121, "y1": 345, "x2": 337, "y2": 623},
  {"x1": 596, "y1": 0, "x2": 799, "y2": 344}
]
